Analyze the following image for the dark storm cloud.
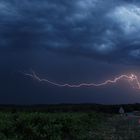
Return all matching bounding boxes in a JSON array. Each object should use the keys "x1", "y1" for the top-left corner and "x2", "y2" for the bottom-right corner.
[{"x1": 1, "y1": 0, "x2": 140, "y2": 64}]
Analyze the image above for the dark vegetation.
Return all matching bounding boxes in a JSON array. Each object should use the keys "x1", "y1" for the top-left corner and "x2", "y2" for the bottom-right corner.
[{"x1": 0, "y1": 103, "x2": 139, "y2": 113}]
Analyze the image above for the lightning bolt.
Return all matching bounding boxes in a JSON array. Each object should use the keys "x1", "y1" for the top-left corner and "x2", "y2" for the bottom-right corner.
[{"x1": 24, "y1": 71, "x2": 140, "y2": 89}]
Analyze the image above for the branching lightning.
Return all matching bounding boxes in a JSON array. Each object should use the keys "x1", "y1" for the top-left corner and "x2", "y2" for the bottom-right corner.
[{"x1": 24, "y1": 71, "x2": 140, "y2": 89}]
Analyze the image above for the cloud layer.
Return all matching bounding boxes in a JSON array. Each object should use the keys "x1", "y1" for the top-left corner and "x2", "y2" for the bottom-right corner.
[{"x1": 1, "y1": 0, "x2": 140, "y2": 64}]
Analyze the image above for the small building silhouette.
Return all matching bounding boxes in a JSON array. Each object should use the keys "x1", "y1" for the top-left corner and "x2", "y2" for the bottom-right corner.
[{"x1": 119, "y1": 107, "x2": 125, "y2": 116}]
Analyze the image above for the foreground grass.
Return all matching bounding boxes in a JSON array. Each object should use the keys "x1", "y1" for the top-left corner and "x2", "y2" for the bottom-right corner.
[
  {"x1": 0, "y1": 112, "x2": 140, "y2": 140},
  {"x1": 101, "y1": 115, "x2": 140, "y2": 140},
  {"x1": 0, "y1": 112, "x2": 108, "y2": 140}
]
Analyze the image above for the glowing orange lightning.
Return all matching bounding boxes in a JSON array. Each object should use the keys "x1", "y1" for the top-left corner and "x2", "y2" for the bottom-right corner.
[{"x1": 24, "y1": 71, "x2": 140, "y2": 89}]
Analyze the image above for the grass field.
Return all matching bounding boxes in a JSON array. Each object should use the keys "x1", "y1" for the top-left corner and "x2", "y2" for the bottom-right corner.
[{"x1": 0, "y1": 111, "x2": 140, "y2": 140}]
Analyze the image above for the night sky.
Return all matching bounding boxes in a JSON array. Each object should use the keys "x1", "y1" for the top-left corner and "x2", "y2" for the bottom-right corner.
[{"x1": 1, "y1": 0, "x2": 140, "y2": 104}]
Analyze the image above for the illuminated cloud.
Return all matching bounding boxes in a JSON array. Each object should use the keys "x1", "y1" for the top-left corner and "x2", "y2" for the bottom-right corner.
[{"x1": 108, "y1": 4, "x2": 140, "y2": 34}]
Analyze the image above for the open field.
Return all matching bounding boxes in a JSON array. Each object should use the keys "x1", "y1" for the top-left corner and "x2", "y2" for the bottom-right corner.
[
  {"x1": 0, "y1": 104, "x2": 140, "y2": 140},
  {"x1": 0, "y1": 110, "x2": 140, "y2": 140}
]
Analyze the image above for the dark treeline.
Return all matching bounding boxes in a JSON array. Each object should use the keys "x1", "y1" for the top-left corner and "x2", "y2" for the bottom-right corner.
[{"x1": 0, "y1": 103, "x2": 140, "y2": 113}]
